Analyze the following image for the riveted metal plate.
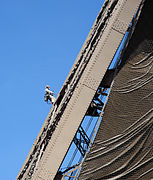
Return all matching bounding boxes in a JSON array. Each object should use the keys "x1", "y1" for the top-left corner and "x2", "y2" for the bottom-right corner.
[
  {"x1": 81, "y1": 0, "x2": 142, "y2": 91},
  {"x1": 18, "y1": 1, "x2": 144, "y2": 180},
  {"x1": 112, "y1": 19, "x2": 129, "y2": 34},
  {"x1": 83, "y1": 76, "x2": 100, "y2": 91},
  {"x1": 32, "y1": 85, "x2": 96, "y2": 180}
]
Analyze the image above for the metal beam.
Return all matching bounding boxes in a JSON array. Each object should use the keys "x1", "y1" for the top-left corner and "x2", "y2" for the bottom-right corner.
[{"x1": 17, "y1": 0, "x2": 143, "y2": 179}]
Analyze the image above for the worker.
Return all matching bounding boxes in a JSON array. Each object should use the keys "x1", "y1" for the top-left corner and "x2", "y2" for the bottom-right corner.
[{"x1": 44, "y1": 85, "x2": 56, "y2": 104}]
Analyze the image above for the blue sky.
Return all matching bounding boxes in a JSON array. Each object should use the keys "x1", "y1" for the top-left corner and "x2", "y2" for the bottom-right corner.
[{"x1": 0, "y1": 0, "x2": 104, "y2": 179}]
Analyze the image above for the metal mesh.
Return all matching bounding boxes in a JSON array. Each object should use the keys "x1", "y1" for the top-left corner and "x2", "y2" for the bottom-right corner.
[{"x1": 79, "y1": 0, "x2": 153, "y2": 179}]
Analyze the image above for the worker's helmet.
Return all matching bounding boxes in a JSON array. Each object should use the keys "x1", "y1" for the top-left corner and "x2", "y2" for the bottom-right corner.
[{"x1": 46, "y1": 85, "x2": 50, "y2": 89}]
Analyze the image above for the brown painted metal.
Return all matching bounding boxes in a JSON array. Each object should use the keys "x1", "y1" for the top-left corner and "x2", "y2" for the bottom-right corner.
[
  {"x1": 79, "y1": 0, "x2": 153, "y2": 179},
  {"x1": 17, "y1": 0, "x2": 144, "y2": 179}
]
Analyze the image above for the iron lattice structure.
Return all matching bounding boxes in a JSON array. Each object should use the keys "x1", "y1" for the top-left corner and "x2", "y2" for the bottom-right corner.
[{"x1": 17, "y1": 0, "x2": 153, "y2": 180}]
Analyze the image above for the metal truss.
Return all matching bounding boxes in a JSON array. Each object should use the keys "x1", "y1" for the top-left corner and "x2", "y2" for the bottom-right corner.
[
  {"x1": 58, "y1": 5, "x2": 144, "y2": 178},
  {"x1": 73, "y1": 126, "x2": 90, "y2": 157},
  {"x1": 17, "y1": 0, "x2": 144, "y2": 179}
]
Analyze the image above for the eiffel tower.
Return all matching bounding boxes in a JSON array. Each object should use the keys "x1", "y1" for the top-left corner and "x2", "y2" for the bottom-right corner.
[{"x1": 17, "y1": 0, "x2": 153, "y2": 179}]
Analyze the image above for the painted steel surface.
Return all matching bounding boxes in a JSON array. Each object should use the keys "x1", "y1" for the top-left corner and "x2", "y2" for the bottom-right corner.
[
  {"x1": 17, "y1": 0, "x2": 144, "y2": 179},
  {"x1": 79, "y1": 0, "x2": 153, "y2": 179}
]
